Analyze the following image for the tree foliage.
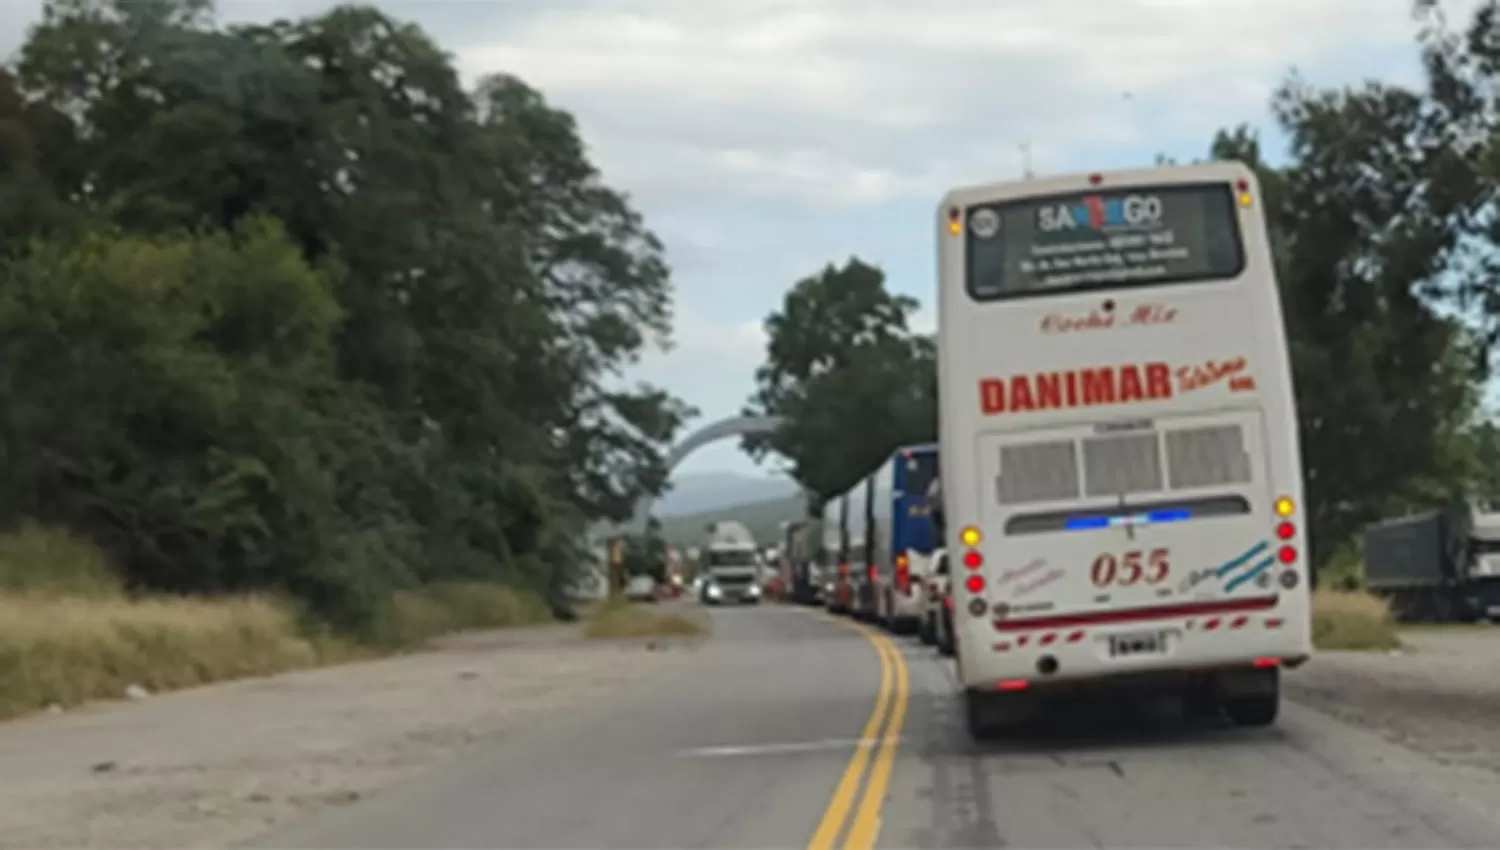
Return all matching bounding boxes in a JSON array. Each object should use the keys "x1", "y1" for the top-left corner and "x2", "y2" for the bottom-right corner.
[
  {"x1": 0, "y1": 0, "x2": 689, "y2": 627},
  {"x1": 742, "y1": 258, "x2": 936, "y2": 506}
]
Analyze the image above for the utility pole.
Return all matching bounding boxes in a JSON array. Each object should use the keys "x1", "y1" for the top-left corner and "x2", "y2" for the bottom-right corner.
[{"x1": 1019, "y1": 141, "x2": 1034, "y2": 179}]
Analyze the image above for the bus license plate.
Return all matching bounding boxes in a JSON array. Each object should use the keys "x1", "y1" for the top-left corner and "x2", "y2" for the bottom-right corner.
[{"x1": 1108, "y1": 630, "x2": 1168, "y2": 657}]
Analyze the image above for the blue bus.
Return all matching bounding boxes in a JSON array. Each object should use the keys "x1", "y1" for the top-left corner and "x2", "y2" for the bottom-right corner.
[
  {"x1": 848, "y1": 443, "x2": 940, "y2": 631},
  {"x1": 892, "y1": 443, "x2": 940, "y2": 562}
]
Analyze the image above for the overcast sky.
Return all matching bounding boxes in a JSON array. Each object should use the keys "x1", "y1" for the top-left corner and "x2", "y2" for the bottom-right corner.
[{"x1": 3, "y1": 0, "x2": 1476, "y2": 480}]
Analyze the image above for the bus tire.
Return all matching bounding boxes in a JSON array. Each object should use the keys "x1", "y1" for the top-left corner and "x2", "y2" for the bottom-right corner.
[
  {"x1": 964, "y1": 691, "x2": 1025, "y2": 741},
  {"x1": 1226, "y1": 692, "x2": 1278, "y2": 727}
]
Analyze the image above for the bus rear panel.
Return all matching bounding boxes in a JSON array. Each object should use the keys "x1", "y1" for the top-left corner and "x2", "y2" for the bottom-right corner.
[
  {"x1": 934, "y1": 163, "x2": 1311, "y2": 730},
  {"x1": 885, "y1": 445, "x2": 940, "y2": 629}
]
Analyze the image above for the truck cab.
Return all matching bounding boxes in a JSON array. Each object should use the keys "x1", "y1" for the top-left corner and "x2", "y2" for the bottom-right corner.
[{"x1": 700, "y1": 520, "x2": 762, "y2": 605}]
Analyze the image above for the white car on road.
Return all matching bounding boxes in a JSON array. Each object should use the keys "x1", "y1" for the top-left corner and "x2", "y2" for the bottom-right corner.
[
  {"x1": 919, "y1": 549, "x2": 949, "y2": 646},
  {"x1": 624, "y1": 574, "x2": 657, "y2": 602}
]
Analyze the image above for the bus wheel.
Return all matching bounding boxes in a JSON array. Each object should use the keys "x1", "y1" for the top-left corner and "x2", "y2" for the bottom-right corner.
[
  {"x1": 1226, "y1": 693, "x2": 1278, "y2": 727},
  {"x1": 964, "y1": 691, "x2": 1026, "y2": 741}
]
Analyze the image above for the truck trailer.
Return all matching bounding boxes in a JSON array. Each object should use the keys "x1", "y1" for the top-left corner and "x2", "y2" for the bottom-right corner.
[{"x1": 1363, "y1": 507, "x2": 1500, "y2": 622}]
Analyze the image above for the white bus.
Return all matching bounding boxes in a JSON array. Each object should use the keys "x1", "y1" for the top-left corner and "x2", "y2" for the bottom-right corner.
[
  {"x1": 935, "y1": 162, "x2": 1312, "y2": 739},
  {"x1": 820, "y1": 493, "x2": 855, "y2": 614}
]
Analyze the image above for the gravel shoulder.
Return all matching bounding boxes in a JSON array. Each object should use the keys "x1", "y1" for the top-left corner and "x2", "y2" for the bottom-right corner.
[
  {"x1": 1285, "y1": 627, "x2": 1500, "y2": 773},
  {"x1": 0, "y1": 617, "x2": 703, "y2": 850}
]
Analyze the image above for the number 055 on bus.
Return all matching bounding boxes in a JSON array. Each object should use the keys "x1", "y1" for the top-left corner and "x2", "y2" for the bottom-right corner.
[{"x1": 934, "y1": 162, "x2": 1311, "y2": 740}]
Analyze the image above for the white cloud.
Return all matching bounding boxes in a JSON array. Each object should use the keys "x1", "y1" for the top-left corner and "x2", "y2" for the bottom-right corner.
[
  {"x1": 460, "y1": 0, "x2": 1479, "y2": 211},
  {"x1": 647, "y1": 306, "x2": 766, "y2": 365}
]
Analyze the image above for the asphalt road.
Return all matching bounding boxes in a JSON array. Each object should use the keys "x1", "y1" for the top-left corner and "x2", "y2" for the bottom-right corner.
[{"x1": 248, "y1": 603, "x2": 1500, "y2": 849}]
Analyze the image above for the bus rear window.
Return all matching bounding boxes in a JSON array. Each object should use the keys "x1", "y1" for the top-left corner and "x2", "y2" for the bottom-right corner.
[
  {"x1": 903, "y1": 452, "x2": 938, "y2": 497},
  {"x1": 964, "y1": 182, "x2": 1244, "y2": 300}
]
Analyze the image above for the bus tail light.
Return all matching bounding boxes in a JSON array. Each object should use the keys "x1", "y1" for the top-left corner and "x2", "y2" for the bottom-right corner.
[
  {"x1": 965, "y1": 574, "x2": 985, "y2": 593},
  {"x1": 963, "y1": 550, "x2": 983, "y2": 569},
  {"x1": 960, "y1": 526, "x2": 982, "y2": 546},
  {"x1": 895, "y1": 553, "x2": 910, "y2": 592},
  {"x1": 1274, "y1": 496, "x2": 1295, "y2": 517},
  {"x1": 1276, "y1": 521, "x2": 1295, "y2": 540},
  {"x1": 947, "y1": 206, "x2": 961, "y2": 235},
  {"x1": 1277, "y1": 545, "x2": 1296, "y2": 564}
]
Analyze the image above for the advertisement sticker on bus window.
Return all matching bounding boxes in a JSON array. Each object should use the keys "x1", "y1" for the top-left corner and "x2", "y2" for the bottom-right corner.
[{"x1": 965, "y1": 183, "x2": 1244, "y2": 300}]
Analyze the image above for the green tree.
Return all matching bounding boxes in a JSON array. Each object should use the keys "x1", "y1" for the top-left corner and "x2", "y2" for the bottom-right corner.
[
  {"x1": 0, "y1": 0, "x2": 690, "y2": 625},
  {"x1": 1208, "y1": 68, "x2": 1488, "y2": 570},
  {"x1": 743, "y1": 258, "x2": 936, "y2": 504}
]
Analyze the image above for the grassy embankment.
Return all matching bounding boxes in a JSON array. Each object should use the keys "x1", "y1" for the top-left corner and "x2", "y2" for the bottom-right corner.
[
  {"x1": 583, "y1": 597, "x2": 707, "y2": 640},
  {"x1": 1311, "y1": 589, "x2": 1402, "y2": 651},
  {"x1": 0, "y1": 522, "x2": 555, "y2": 720}
]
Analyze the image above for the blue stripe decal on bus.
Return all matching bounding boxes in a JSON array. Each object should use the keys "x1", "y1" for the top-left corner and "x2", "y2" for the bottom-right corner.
[
  {"x1": 1215, "y1": 541, "x2": 1270, "y2": 578},
  {"x1": 1225, "y1": 555, "x2": 1276, "y2": 593}
]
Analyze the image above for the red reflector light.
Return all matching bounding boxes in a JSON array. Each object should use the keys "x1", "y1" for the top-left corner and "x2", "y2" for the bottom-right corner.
[
  {"x1": 1276, "y1": 522, "x2": 1294, "y2": 540},
  {"x1": 1088, "y1": 172, "x2": 1102, "y2": 185},
  {"x1": 997, "y1": 678, "x2": 1029, "y2": 691},
  {"x1": 1277, "y1": 545, "x2": 1296, "y2": 564},
  {"x1": 962, "y1": 550, "x2": 983, "y2": 569},
  {"x1": 965, "y1": 574, "x2": 985, "y2": 593},
  {"x1": 1252, "y1": 657, "x2": 1279, "y2": 668}
]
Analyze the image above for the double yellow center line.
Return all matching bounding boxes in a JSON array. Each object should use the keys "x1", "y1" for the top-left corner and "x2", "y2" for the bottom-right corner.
[{"x1": 806, "y1": 618, "x2": 910, "y2": 850}]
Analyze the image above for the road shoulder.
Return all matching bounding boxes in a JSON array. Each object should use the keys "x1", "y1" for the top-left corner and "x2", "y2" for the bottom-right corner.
[{"x1": 0, "y1": 617, "x2": 702, "y2": 850}]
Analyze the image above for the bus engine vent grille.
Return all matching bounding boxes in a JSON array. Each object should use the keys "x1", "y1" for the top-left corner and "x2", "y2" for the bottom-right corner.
[
  {"x1": 1165, "y1": 424, "x2": 1251, "y2": 489},
  {"x1": 1082, "y1": 432, "x2": 1164, "y2": 498},
  {"x1": 996, "y1": 440, "x2": 1079, "y2": 504}
]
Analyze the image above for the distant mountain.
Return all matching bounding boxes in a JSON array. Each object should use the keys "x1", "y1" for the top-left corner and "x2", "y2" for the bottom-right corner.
[
  {"x1": 655, "y1": 494, "x2": 806, "y2": 550},
  {"x1": 652, "y1": 471, "x2": 800, "y2": 517}
]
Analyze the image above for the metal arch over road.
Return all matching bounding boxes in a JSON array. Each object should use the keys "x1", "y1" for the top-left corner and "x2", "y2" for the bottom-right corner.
[{"x1": 631, "y1": 414, "x2": 785, "y2": 531}]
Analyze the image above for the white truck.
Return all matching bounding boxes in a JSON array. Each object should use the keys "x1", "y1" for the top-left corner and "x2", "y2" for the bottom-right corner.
[{"x1": 699, "y1": 520, "x2": 762, "y2": 605}]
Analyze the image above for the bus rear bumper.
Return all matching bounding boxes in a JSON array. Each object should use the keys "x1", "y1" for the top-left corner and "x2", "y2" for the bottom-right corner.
[{"x1": 956, "y1": 630, "x2": 1310, "y2": 694}]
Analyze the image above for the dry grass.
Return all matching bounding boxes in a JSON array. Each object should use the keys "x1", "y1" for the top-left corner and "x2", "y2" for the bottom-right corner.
[
  {"x1": 1312, "y1": 589, "x2": 1401, "y2": 651},
  {"x1": 0, "y1": 593, "x2": 336, "y2": 718},
  {"x1": 583, "y1": 600, "x2": 706, "y2": 640},
  {"x1": 372, "y1": 582, "x2": 555, "y2": 648},
  {"x1": 0, "y1": 523, "x2": 558, "y2": 720}
]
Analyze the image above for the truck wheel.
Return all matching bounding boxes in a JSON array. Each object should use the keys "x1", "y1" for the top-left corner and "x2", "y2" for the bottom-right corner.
[{"x1": 1226, "y1": 693, "x2": 1278, "y2": 727}]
